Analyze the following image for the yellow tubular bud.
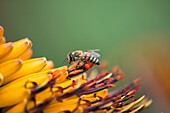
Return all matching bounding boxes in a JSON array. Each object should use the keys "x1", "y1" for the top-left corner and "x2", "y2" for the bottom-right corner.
[
  {"x1": 6, "y1": 99, "x2": 38, "y2": 113},
  {"x1": 74, "y1": 107, "x2": 83, "y2": 113},
  {"x1": 6, "y1": 101, "x2": 27, "y2": 113},
  {"x1": 43, "y1": 98, "x2": 80, "y2": 113},
  {"x1": 0, "y1": 26, "x2": 4, "y2": 41},
  {"x1": 41, "y1": 60, "x2": 54, "y2": 71},
  {"x1": 3, "y1": 57, "x2": 47, "y2": 84},
  {"x1": 0, "y1": 59, "x2": 23, "y2": 82},
  {"x1": 0, "y1": 71, "x2": 53, "y2": 107},
  {"x1": 17, "y1": 49, "x2": 33, "y2": 61},
  {"x1": 0, "y1": 38, "x2": 32, "y2": 63},
  {"x1": 0, "y1": 36, "x2": 6, "y2": 45},
  {"x1": 0, "y1": 73, "x2": 3, "y2": 86},
  {"x1": 0, "y1": 42, "x2": 13, "y2": 59},
  {"x1": 13, "y1": 38, "x2": 29, "y2": 45}
]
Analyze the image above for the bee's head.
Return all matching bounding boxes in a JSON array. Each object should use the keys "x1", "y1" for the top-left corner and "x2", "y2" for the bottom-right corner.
[{"x1": 67, "y1": 53, "x2": 74, "y2": 64}]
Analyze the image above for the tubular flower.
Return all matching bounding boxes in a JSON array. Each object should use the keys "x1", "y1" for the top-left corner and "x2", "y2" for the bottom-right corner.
[{"x1": 0, "y1": 26, "x2": 152, "y2": 113}]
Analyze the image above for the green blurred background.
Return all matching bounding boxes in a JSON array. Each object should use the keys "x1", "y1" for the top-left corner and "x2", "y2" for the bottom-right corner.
[{"x1": 1, "y1": 0, "x2": 170, "y2": 112}]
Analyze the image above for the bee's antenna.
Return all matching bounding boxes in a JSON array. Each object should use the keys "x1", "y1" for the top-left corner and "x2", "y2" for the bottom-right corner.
[{"x1": 63, "y1": 58, "x2": 68, "y2": 65}]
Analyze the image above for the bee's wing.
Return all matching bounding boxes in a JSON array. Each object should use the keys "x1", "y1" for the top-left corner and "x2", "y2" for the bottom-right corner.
[
  {"x1": 83, "y1": 49, "x2": 100, "y2": 57},
  {"x1": 90, "y1": 51, "x2": 100, "y2": 57},
  {"x1": 80, "y1": 52, "x2": 100, "y2": 58},
  {"x1": 86, "y1": 49, "x2": 100, "y2": 52}
]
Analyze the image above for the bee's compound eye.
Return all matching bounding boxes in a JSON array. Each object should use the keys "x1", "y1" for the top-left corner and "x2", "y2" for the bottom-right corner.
[{"x1": 69, "y1": 54, "x2": 74, "y2": 61}]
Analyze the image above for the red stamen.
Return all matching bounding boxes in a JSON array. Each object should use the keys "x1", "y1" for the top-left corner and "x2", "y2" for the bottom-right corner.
[
  {"x1": 128, "y1": 90, "x2": 136, "y2": 96},
  {"x1": 117, "y1": 74, "x2": 124, "y2": 80},
  {"x1": 107, "y1": 78, "x2": 114, "y2": 84},
  {"x1": 93, "y1": 74, "x2": 101, "y2": 82},
  {"x1": 95, "y1": 83, "x2": 104, "y2": 88},
  {"x1": 107, "y1": 84, "x2": 116, "y2": 88}
]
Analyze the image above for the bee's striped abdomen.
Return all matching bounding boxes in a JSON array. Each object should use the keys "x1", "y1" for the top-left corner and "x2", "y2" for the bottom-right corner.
[
  {"x1": 91, "y1": 56, "x2": 100, "y2": 65},
  {"x1": 82, "y1": 54, "x2": 100, "y2": 65}
]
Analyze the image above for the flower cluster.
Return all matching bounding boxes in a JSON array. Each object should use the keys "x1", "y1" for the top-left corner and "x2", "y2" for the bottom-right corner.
[{"x1": 0, "y1": 26, "x2": 152, "y2": 113}]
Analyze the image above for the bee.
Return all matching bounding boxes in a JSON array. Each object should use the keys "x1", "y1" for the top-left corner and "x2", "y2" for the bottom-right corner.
[{"x1": 65, "y1": 49, "x2": 100, "y2": 65}]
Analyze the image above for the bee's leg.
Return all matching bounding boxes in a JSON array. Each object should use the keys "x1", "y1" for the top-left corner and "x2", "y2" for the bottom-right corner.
[
  {"x1": 82, "y1": 61, "x2": 88, "y2": 71},
  {"x1": 81, "y1": 60, "x2": 87, "y2": 64},
  {"x1": 76, "y1": 61, "x2": 81, "y2": 69}
]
